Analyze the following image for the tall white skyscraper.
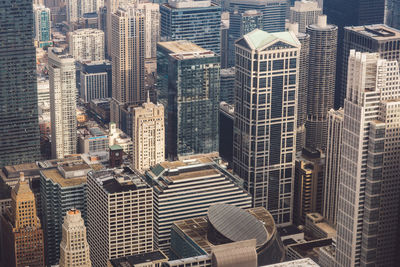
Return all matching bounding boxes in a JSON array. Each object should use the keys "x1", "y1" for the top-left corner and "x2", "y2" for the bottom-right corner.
[
  {"x1": 336, "y1": 51, "x2": 400, "y2": 266},
  {"x1": 68, "y1": 29, "x2": 105, "y2": 62},
  {"x1": 33, "y1": 4, "x2": 52, "y2": 48},
  {"x1": 136, "y1": 2, "x2": 160, "y2": 59},
  {"x1": 59, "y1": 209, "x2": 91, "y2": 267},
  {"x1": 289, "y1": 0, "x2": 322, "y2": 33},
  {"x1": 49, "y1": 48, "x2": 77, "y2": 159},
  {"x1": 67, "y1": 0, "x2": 101, "y2": 23},
  {"x1": 232, "y1": 29, "x2": 300, "y2": 225}
]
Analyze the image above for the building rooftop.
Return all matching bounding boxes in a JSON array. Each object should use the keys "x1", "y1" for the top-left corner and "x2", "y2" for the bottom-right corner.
[
  {"x1": 158, "y1": 40, "x2": 207, "y2": 54},
  {"x1": 108, "y1": 250, "x2": 168, "y2": 267},
  {"x1": 287, "y1": 238, "x2": 332, "y2": 261},
  {"x1": 165, "y1": 0, "x2": 218, "y2": 9},
  {"x1": 345, "y1": 24, "x2": 400, "y2": 40},
  {"x1": 41, "y1": 168, "x2": 87, "y2": 187},
  {"x1": 240, "y1": 29, "x2": 300, "y2": 50},
  {"x1": 261, "y1": 258, "x2": 320, "y2": 266}
]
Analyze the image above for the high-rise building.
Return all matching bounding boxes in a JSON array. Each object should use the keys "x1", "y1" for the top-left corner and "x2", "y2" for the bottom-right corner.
[
  {"x1": 157, "y1": 41, "x2": 220, "y2": 159},
  {"x1": 33, "y1": 4, "x2": 53, "y2": 48},
  {"x1": 386, "y1": 0, "x2": 400, "y2": 30},
  {"x1": 80, "y1": 60, "x2": 112, "y2": 102},
  {"x1": 305, "y1": 16, "x2": 337, "y2": 150},
  {"x1": 289, "y1": 0, "x2": 322, "y2": 33},
  {"x1": 219, "y1": 102, "x2": 234, "y2": 163},
  {"x1": 132, "y1": 96, "x2": 165, "y2": 172},
  {"x1": 337, "y1": 24, "x2": 400, "y2": 107},
  {"x1": 136, "y1": 3, "x2": 160, "y2": 59},
  {"x1": 160, "y1": 0, "x2": 221, "y2": 55},
  {"x1": 220, "y1": 67, "x2": 235, "y2": 105},
  {"x1": 111, "y1": 5, "x2": 145, "y2": 126},
  {"x1": 59, "y1": 209, "x2": 91, "y2": 267},
  {"x1": 220, "y1": 16, "x2": 229, "y2": 68},
  {"x1": 66, "y1": 0, "x2": 100, "y2": 24},
  {"x1": 68, "y1": 29, "x2": 105, "y2": 61},
  {"x1": 240, "y1": 10, "x2": 263, "y2": 36},
  {"x1": 48, "y1": 48, "x2": 77, "y2": 159},
  {"x1": 322, "y1": 108, "x2": 343, "y2": 227},
  {"x1": 1, "y1": 173, "x2": 45, "y2": 267},
  {"x1": 336, "y1": 51, "x2": 400, "y2": 266},
  {"x1": 40, "y1": 157, "x2": 92, "y2": 265},
  {"x1": 233, "y1": 29, "x2": 300, "y2": 225},
  {"x1": 144, "y1": 154, "x2": 252, "y2": 255},
  {"x1": 87, "y1": 169, "x2": 153, "y2": 267},
  {"x1": 0, "y1": 0, "x2": 41, "y2": 168}
]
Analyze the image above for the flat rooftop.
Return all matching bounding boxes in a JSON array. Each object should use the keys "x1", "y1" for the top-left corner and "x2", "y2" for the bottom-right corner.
[
  {"x1": 346, "y1": 24, "x2": 400, "y2": 40},
  {"x1": 109, "y1": 250, "x2": 167, "y2": 267},
  {"x1": 158, "y1": 40, "x2": 207, "y2": 54},
  {"x1": 41, "y1": 168, "x2": 87, "y2": 187}
]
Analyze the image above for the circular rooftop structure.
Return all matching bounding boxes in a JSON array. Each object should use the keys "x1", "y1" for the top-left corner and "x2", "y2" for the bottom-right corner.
[{"x1": 207, "y1": 204, "x2": 268, "y2": 246}]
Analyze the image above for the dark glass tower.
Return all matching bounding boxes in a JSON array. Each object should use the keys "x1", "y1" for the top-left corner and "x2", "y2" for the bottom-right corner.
[{"x1": 0, "y1": 0, "x2": 40, "y2": 167}]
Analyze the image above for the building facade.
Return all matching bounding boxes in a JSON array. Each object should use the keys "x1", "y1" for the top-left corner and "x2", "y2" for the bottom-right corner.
[
  {"x1": 80, "y1": 60, "x2": 112, "y2": 102},
  {"x1": 68, "y1": 29, "x2": 105, "y2": 62},
  {"x1": 220, "y1": 67, "x2": 235, "y2": 105},
  {"x1": 160, "y1": 0, "x2": 221, "y2": 55},
  {"x1": 87, "y1": 169, "x2": 153, "y2": 267},
  {"x1": 386, "y1": 0, "x2": 400, "y2": 30},
  {"x1": 305, "y1": 16, "x2": 337, "y2": 150},
  {"x1": 59, "y1": 209, "x2": 91, "y2": 267},
  {"x1": 335, "y1": 51, "x2": 400, "y2": 266},
  {"x1": 136, "y1": 3, "x2": 160, "y2": 59},
  {"x1": 33, "y1": 4, "x2": 53, "y2": 48},
  {"x1": 49, "y1": 49, "x2": 78, "y2": 159},
  {"x1": 0, "y1": 0, "x2": 41, "y2": 167},
  {"x1": 1, "y1": 173, "x2": 45, "y2": 267},
  {"x1": 132, "y1": 97, "x2": 165, "y2": 172},
  {"x1": 233, "y1": 29, "x2": 300, "y2": 225},
  {"x1": 289, "y1": 0, "x2": 322, "y2": 33}
]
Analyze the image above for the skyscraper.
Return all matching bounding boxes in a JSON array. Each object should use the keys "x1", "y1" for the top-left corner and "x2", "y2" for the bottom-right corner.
[
  {"x1": 132, "y1": 96, "x2": 165, "y2": 172},
  {"x1": 136, "y1": 3, "x2": 160, "y2": 59},
  {"x1": 66, "y1": 0, "x2": 100, "y2": 24},
  {"x1": 240, "y1": 10, "x2": 263, "y2": 36},
  {"x1": 305, "y1": 16, "x2": 337, "y2": 150},
  {"x1": 48, "y1": 48, "x2": 77, "y2": 159},
  {"x1": 386, "y1": 0, "x2": 400, "y2": 30},
  {"x1": 233, "y1": 29, "x2": 301, "y2": 225},
  {"x1": 0, "y1": 0, "x2": 41, "y2": 167},
  {"x1": 59, "y1": 209, "x2": 91, "y2": 267},
  {"x1": 1, "y1": 173, "x2": 45, "y2": 267},
  {"x1": 33, "y1": 4, "x2": 53, "y2": 48},
  {"x1": 110, "y1": 5, "x2": 145, "y2": 126},
  {"x1": 87, "y1": 169, "x2": 153, "y2": 267},
  {"x1": 337, "y1": 24, "x2": 400, "y2": 107},
  {"x1": 68, "y1": 29, "x2": 105, "y2": 62},
  {"x1": 336, "y1": 51, "x2": 400, "y2": 266},
  {"x1": 322, "y1": 108, "x2": 343, "y2": 227},
  {"x1": 157, "y1": 41, "x2": 220, "y2": 159},
  {"x1": 289, "y1": 0, "x2": 322, "y2": 33},
  {"x1": 160, "y1": 0, "x2": 221, "y2": 55},
  {"x1": 80, "y1": 60, "x2": 112, "y2": 102}
]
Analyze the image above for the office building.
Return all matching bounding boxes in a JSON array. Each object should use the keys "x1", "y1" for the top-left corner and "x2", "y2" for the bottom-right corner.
[
  {"x1": 49, "y1": 48, "x2": 77, "y2": 159},
  {"x1": 294, "y1": 149, "x2": 324, "y2": 226},
  {"x1": 322, "y1": 108, "x2": 343, "y2": 227},
  {"x1": 87, "y1": 169, "x2": 153, "y2": 267},
  {"x1": 305, "y1": 16, "x2": 337, "y2": 150},
  {"x1": 132, "y1": 97, "x2": 165, "y2": 172},
  {"x1": 1, "y1": 173, "x2": 45, "y2": 267},
  {"x1": 80, "y1": 61, "x2": 112, "y2": 102},
  {"x1": 240, "y1": 10, "x2": 263, "y2": 36},
  {"x1": 136, "y1": 3, "x2": 160, "y2": 59},
  {"x1": 144, "y1": 154, "x2": 252, "y2": 255},
  {"x1": 233, "y1": 29, "x2": 300, "y2": 225},
  {"x1": 160, "y1": 0, "x2": 221, "y2": 55},
  {"x1": 0, "y1": 0, "x2": 41, "y2": 168},
  {"x1": 40, "y1": 157, "x2": 94, "y2": 265},
  {"x1": 337, "y1": 24, "x2": 400, "y2": 107},
  {"x1": 220, "y1": 67, "x2": 235, "y2": 105},
  {"x1": 219, "y1": 102, "x2": 234, "y2": 163},
  {"x1": 33, "y1": 4, "x2": 53, "y2": 48},
  {"x1": 289, "y1": 0, "x2": 322, "y2": 33},
  {"x1": 66, "y1": 0, "x2": 100, "y2": 24},
  {"x1": 108, "y1": 122, "x2": 134, "y2": 156},
  {"x1": 59, "y1": 209, "x2": 91, "y2": 267},
  {"x1": 78, "y1": 127, "x2": 109, "y2": 154},
  {"x1": 111, "y1": 5, "x2": 145, "y2": 126},
  {"x1": 107, "y1": 251, "x2": 168, "y2": 267},
  {"x1": 386, "y1": 0, "x2": 400, "y2": 30},
  {"x1": 170, "y1": 204, "x2": 285, "y2": 266},
  {"x1": 68, "y1": 29, "x2": 105, "y2": 62},
  {"x1": 157, "y1": 41, "x2": 220, "y2": 159},
  {"x1": 221, "y1": 15, "x2": 229, "y2": 68},
  {"x1": 336, "y1": 51, "x2": 400, "y2": 266}
]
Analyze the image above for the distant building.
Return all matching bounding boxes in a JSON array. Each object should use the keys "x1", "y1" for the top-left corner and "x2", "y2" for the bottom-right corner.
[
  {"x1": 144, "y1": 154, "x2": 252, "y2": 255},
  {"x1": 68, "y1": 29, "x2": 105, "y2": 62},
  {"x1": 107, "y1": 250, "x2": 168, "y2": 267},
  {"x1": 80, "y1": 61, "x2": 112, "y2": 102},
  {"x1": 136, "y1": 3, "x2": 160, "y2": 59},
  {"x1": 0, "y1": 173, "x2": 45, "y2": 267},
  {"x1": 78, "y1": 127, "x2": 109, "y2": 154},
  {"x1": 220, "y1": 67, "x2": 235, "y2": 105},
  {"x1": 34, "y1": 4, "x2": 53, "y2": 48},
  {"x1": 386, "y1": 0, "x2": 400, "y2": 30},
  {"x1": 289, "y1": 0, "x2": 322, "y2": 33},
  {"x1": 87, "y1": 169, "x2": 153, "y2": 267},
  {"x1": 219, "y1": 102, "x2": 234, "y2": 163},
  {"x1": 108, "y1": 122, "x2": 133, "y2": 156},
  {"x1": 160, "y1": 0, "x2": 221, "y2": 55},
  {"x1": 59, "y1": 209, "x2": 91, "y2": 267}
]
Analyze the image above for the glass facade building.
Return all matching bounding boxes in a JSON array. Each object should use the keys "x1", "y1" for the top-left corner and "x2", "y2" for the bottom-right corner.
[
  {"x1": 33, "y1": 5, "x2": 52, "y2": 48},
  {"x1": 0, "y1": 0, "x2": 41, "y2": 167},
  {"x1": 233, "y1": 30, "x2": 300, "y2": 225},
  {"x1": 160, "y1": 1, "x2": 221, "y2": 55}
]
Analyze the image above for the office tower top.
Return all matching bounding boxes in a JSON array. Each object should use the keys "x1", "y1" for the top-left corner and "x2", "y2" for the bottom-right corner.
[
  {"x1": 59, "y1": 209, "x2": 91, "y2": 267},
  {"x1": 157, "y1": 41, "x2": 220, "y2": 159},
  {"x1": 233, "y1": 29, "x2": 300, "y2": 225},
  {"x1": 160, "y1": 0, "x2": 221, "y2": 54},
  {"x1": 48, "y1": 48, "x2": 77, "y2": 159},
  {"x1": 1, "y1": 173, "x2": 45, "y2": 266},
  {"x1": 136, "y1": 3, "x2": 160, "y2": 59},
  {"x1": 33, "y1": 4, "x2": 53, "y2": 48},
  {"x1": 68, "y1": 28, "x2": 105, "y2": 62},
  {"x1": 132, "y1": 96, "x2": 165, "y2": 172},
  {"x1": 0, "y1": 0, "x2": 41, "y2": 167},
  {"x1": 338, "y1": 24, "x2": 400, "y2": 106},
  {"x1": 289, "y1": 0, "x2": 322, "y2": 33},
  {"x1": 336, "y1": 51, "x2": 400, "y2": 266},
  {"x1": 305, "y1": 16, "x2": 337, "y2": 150}
]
